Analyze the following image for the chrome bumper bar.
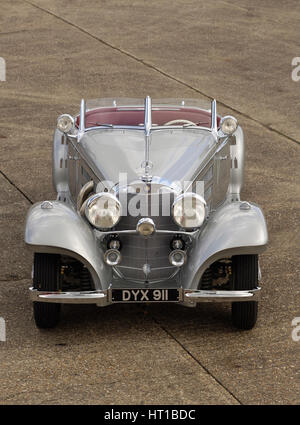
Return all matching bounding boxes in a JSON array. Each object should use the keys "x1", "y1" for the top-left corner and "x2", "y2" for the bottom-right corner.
[
  {"x1": 29, "y1": 287, "x2": 261, "y2": 305},
  {"x1": 183, "y1": 288, "x2": 261, "y2": 303}
]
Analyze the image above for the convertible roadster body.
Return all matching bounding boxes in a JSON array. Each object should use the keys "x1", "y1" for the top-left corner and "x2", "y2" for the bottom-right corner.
[{"x1": 25, "y1": 97, "x2": 268, "y2": 329}]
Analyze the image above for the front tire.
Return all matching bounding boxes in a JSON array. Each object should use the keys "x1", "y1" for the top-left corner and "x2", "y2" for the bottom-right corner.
[
  {"x1": 33, "y1": 253, "x2": 61, "y2": 329},
  {"x1": 231, "y1": 255, "x2": 259, "y2": 330}
]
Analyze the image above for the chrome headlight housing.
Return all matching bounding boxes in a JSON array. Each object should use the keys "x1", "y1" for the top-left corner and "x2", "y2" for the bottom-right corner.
[
  {"x1": 219, "y1": 115, "x2": 238, "y2": 135},
  {"x1": 57, "y1": 114, "x2": 74, "y2": 133},
  {"x1": 85, "y1": 193, "x2": 121, "y2": 230},
  {"x1": 172, "y1": 193, "x2": 206, "y2": 229}
]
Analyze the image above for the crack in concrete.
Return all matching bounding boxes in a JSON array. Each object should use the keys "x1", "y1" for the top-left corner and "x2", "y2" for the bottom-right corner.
[
  {"x1": 0, "y1": 30, "x2": 31, "y2": 36},
  {"x1": 24, "y1": 0, "x2": 300, "y2": 147},
  {"x1": 151, "y1": 314, "x2": 242, "y2": 405},
  {"x1": 0, "y1": 170, "x2": 33, "y2": 204}
]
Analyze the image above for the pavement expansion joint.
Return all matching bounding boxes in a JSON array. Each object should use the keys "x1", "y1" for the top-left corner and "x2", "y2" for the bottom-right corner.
[
  {"x1": 150, "y1": 314, "x2": 243, "y2": 405},
  {"x1": 0, "y1": 170, "x2": 33, "y2": 205}
]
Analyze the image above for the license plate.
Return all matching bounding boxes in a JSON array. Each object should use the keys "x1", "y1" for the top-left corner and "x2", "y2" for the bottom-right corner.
[{"x1": 111, "y1": 288, "x2": 180, "y2": 302}]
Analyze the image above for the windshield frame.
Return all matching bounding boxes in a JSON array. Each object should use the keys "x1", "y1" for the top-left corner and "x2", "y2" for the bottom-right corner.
[{"x1": 74, "y1": 96, "x2": 218, "y2": 136}]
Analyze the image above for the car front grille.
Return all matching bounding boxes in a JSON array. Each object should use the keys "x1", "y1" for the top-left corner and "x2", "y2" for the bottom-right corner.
[{"x1": 113, "y1": 186, "x2": 180, "y2": 284}]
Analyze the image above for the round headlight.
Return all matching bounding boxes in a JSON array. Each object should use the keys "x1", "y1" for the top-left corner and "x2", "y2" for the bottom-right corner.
[
  {"x1": 85, "y1": 193, "x2": 121, "y2": 230},
  {"x1": 219, "y1": 115, "x2": 238, "y2": 135},
  {"x1": 57, "y1": 114, "x2": 74, "y2": 133},
  {"x1": 172, "y1": 193, "x2": 206, "y2": 229}
]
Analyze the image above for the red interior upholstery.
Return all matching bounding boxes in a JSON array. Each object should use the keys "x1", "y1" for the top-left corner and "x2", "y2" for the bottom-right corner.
[{"x1": 76, "y1": 107, "x2": 220, "y2": 128}]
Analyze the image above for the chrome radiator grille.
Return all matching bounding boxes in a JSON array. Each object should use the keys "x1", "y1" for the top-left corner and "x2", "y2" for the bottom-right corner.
[{"x1": 113, "y1": 186, "x2": 179, "y2": 284}]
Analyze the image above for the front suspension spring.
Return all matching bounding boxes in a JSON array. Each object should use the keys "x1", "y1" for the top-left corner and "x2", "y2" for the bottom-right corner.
[{"x1": 200, "y1": 268, "x2": 213, "y2": 290}]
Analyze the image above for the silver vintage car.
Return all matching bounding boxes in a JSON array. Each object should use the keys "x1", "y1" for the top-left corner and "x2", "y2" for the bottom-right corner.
[{"x1": 25, "y1": 97, "x2": 268, "y2": 330}]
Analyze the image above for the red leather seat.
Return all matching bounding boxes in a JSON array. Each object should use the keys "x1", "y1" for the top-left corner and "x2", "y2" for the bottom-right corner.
[{"x1": 76, "y1": 107, "x2": 219, "y2": 128}]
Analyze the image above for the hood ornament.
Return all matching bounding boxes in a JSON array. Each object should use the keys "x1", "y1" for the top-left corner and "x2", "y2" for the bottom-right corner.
[{"x1": 141, "y1": 160, "x2": 153, "y2": 182}]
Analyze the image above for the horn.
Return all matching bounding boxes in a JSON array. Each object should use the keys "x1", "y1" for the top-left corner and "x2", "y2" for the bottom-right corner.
[{"x1": 77, "y1": 180, "x2": 94, "y2": 211}]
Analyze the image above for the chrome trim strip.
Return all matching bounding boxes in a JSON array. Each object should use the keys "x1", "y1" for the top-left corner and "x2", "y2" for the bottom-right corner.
[
  {"x1": 116, "y1": 265, "x2": 176, "y2": 271},
  {"x1": 144, "y1": 95, "x2": 152, "y2": 137},
  {"x1": 83, "y1": 125, "x2": 145, "y2": 132},
  {"x1": 79, "y1": 98, "x2": 85, "y2": 134},
  {"x1": 94, "y1": 228, "x2": 199, "y2": 240},
  {"x1": 82, "y1": 125, "x2": 212, "y2": 133},
  {"x1": 211, "y1": 99, "x2": 217, "y2": 133},
  {"x1": 142, "y1": 95, "x2": 152, "y2": 182}
]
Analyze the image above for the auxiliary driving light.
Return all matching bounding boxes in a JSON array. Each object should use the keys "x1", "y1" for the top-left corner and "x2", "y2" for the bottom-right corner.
[
  {"x1": 104, "y1": 249, "x2": 122, "y2": 266},
  {"x1": 169, "y1": 249, "x2": 187, "y2": 267},
  {"x1": 136, "y1": 218, "x2": 155, "y2": 236},
  {"x1": 57, "y1": 114, "x2": 74, "y2": 133},
  {"x1": 219, "y1": 115, "x2": 238, "y2": 135}
]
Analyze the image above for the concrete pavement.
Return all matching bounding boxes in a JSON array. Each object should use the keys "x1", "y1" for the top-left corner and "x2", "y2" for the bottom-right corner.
[{"x1": 0, "y1": 0, "x2": 299, "y2": 404}]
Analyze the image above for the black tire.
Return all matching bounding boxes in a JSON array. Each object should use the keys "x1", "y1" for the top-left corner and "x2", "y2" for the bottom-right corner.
[
  {"x1": 231, "y1": 254, "x2": 258, "y2": 330},
  {"x1": 33, "y1": 253, "x2": 61, "y2": 329}
]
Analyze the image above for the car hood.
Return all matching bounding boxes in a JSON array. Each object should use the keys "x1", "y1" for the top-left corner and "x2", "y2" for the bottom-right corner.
[{"x1": 79, "y1": 128, "x2": 216, "y2": 187}]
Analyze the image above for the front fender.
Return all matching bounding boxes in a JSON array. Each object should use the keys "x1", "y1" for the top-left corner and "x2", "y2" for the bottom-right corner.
[
  {"x1": 24, "y1": 201, "x2": 110, "y2": 290},
  {"x1": 183, "y1": 201, "x2": 268, "y2": 289}
]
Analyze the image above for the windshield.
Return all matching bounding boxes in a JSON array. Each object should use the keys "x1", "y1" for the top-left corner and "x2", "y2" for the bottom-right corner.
[
  {"x1": 86, "y1": 98, "x2": 211, "y2": 111},
  {"x1": 82, "y1": 98, "x2": 214, "y2": 129}
]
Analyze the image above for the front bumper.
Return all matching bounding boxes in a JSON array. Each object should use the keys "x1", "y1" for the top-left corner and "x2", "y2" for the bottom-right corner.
[{"x1": 29, "y1": 287, "x2": 261, "y2": 305}]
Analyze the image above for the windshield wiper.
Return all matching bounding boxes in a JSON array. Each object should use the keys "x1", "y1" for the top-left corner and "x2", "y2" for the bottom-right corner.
[
  {"x1": 183, "y1": 121, "x2": 209, "y2": 128},
  {"x1": 87, "y1": 122, "x2": 114, "y2": 127}
]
